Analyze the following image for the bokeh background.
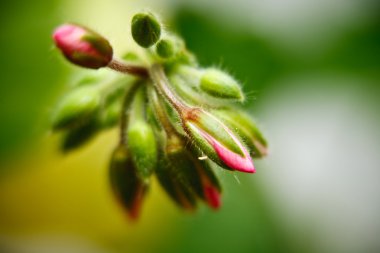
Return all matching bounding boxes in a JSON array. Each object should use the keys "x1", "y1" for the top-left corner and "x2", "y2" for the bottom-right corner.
[{"x1": 0, "y1": 0, "x2": 379, "y2": 252}]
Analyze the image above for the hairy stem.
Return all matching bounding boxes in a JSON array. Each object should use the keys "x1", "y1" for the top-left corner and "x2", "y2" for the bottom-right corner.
[
  {"x1": 119, "y1": 81, "x2": 140, "y2": 145},
  {"x1": 149, "y1": 64, "x2": 190, "y2": 115},
  {"x1": 108, "y1": 58, "x2": 149, "y2": 78},
  {"x1": 147, "y1": 85, "x2": 177, "y2": 137}
]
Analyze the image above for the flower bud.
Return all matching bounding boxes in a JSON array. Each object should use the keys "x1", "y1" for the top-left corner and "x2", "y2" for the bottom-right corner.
[
  {"x1": 165, "y1": 137, "x2": 222, "y2": 209},
  {"x1": 127, "y1": 121, "x2": 157, "y2": 179},
  {"x1": 156, "y1": 39, "x2": 175, "y2": 58},
  {"x1": 213, "y1": 109, "x2": 268, "y2": 158},
  {"x1": 131, "y1": 13, "x2": 161, "y2": 48},
  {"x1": 155, "y1": 35, "x2": 183, "y2": 59},
  {"x1": 156, "y1": 150, "x2": 197, "y2": 211},
  {"x1": 183, "y1": 109, "x2": 255, "y2": 173},
  {"x1": 109, "y1": 145, "x2": 148, "y2": 220},
  {"x1": 200, "y1": 68, "x2": 244, "y2": 101},
  {"x1": 51, "y1": 86, "x2": 101, "y2": 130},
  {"x1": 53, "y1": 24, "x2": 113, "y2": 69},
  {"x1": 127, "y1": 87, "x2": 157, "y2": 180}
]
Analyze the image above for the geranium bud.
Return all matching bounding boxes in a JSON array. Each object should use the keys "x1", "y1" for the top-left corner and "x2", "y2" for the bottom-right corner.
[
  {"x1": 109, "y1": 145, "x2": 148, "y2": 220},
  {"x1": 53, "y1": 24, "x2": 113, "y2": 69},
  {"x1": 127, "y1": 87, "x2": 157, "y2": 180},
  {"x1": 156, "y1": 39, "x2": 175, "y2": 58},
  {"x1": 51, "y1": 86, "x2": 101, "y2": 130},
  {"x1": 165, "y1": 137, "x2": 222, "y2": 209},
  {"x1": 183, "y1": 109, "x2": 255, "y2": 173},
  {"x1": 131, "y1": 13, "x2": 161, "y2": 48},
  {"x1": 213, "y1": 109, "x2": 268, "y2": 158},
  {"x1": 155, "y1": 35, "x2": 183, "y2": 59},
  {"x1": 156, "y1": 151, "x2": 197, "y2": 211},
  {"x1": 200, "y1": 68, "x2": 244, "y2": 101}
]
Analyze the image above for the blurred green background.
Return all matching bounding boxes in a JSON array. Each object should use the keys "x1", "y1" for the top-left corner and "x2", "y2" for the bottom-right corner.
[{"x1": 0, "y1": 0, "x2": 379, "y2": 252}]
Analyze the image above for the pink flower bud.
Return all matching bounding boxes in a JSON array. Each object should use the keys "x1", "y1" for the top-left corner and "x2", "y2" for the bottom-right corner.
[
  {"x1": 53, "y1": 24, "x2": 113, "y2": 69},
  {"x1": 184, "y1": 109, "x2": 255, "y2": 173}
]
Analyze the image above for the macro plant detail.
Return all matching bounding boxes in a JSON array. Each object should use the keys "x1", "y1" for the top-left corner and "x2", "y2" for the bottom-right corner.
[{"x1": 52, "y1": 12, "x2": 268, "y2": 219}]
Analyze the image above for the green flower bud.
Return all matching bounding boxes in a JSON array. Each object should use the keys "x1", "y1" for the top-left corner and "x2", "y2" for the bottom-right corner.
[
  {"x1": 156, "y1": 35, "x2": 183, "y2": 59},
  {"x1": 127, "y1": 87, "x2": 158, "y2": 179},
  {"x1": 127, "y1": 122, "x2": 157, "y2": 179},
  {"x1": 156, "y1": 39, "x2": 175, "y2": 58},
  {"x1": 213, "y1": 109, "x2": 268, "y2": 158},
  {"x1": 200, "y1": 68, "x2": 244, "y2": 101},
  {"x1": 165, "y1": 136, "x2": 222, "y2": 209},
  {"x1": 109, "y1": 145, "x2": 148, "y2": 220},
  {"x1": 131, "y1": 13, "x2": 161, "y2": 48},
  {"x1": 51, "y1": 86, "x2": 101, "y2": 130},
  {"x1": 156, "y1": 140, "x2": 197, "y2": 211},
  {"x1": 156, "y1": 163, "x2": 197, "y2": 211}
]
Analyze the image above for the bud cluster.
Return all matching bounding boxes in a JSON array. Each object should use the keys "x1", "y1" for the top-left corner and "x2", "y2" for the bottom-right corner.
[{"x1": 52, "y1": 12, "x2": 268, "y2": 219}]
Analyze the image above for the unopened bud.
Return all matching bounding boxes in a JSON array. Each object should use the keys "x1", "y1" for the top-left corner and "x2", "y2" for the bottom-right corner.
[
  {"x1": 183, "y1": 109, "x2": 255, "y2": 173},
  {"x1": 109, "y1": 145, "x2": 148, "y2": 220},
  {"x1": 51, "y1": 86, "x2": 101, "y2": 130},
  {"x1": 200, "y1": 68, "x2": 244, "y2": 101},
  {"x1": 127, "y1": 87, "x2": 157, "y2": 179},
  {"x1": 156, "y1": 35, "x2": 183, "y2": 59},
  {"x1": 131, "y1": 13, "x2": 161, "y2": 48},
  {"x1": 156, "y1": 152, "x2": 197, "y2": 211},
  {"x1": 127, "y1": 121, "x2": 157, "y2": 179},
  {"x1": 53, "y1": 24, "x2": 113, "y2": 69},
  {"x1": 165, "y1": 137, "x2": 222, "y2": 209}
]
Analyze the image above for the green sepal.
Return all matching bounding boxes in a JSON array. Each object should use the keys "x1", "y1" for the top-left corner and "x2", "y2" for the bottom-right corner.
[
  {"x1": 81, "y1": 33, "x2": 113, "y2": 57},
  {"x1": 184, "y1": 109, "x2": 250, "y2": 171},
  {"x1": 213, "y1": 109, "x2": 268, "y2": 157},
  {"x1": 131, "y1": 13, "x2": 161, "y2": 48},
  {"x1": 190, "y1": 110, "x2": 244, "y2": 155}
]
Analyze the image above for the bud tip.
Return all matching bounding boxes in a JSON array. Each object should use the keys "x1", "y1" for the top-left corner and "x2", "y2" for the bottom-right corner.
[{"x1": 204, "y1": 186, "x2": 221, "y2": 209}]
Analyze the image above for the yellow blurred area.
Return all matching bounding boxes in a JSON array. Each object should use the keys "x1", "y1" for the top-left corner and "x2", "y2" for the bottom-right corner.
[{"x1": 0, "y1": 130, "x2": 179, "y2": 251}]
